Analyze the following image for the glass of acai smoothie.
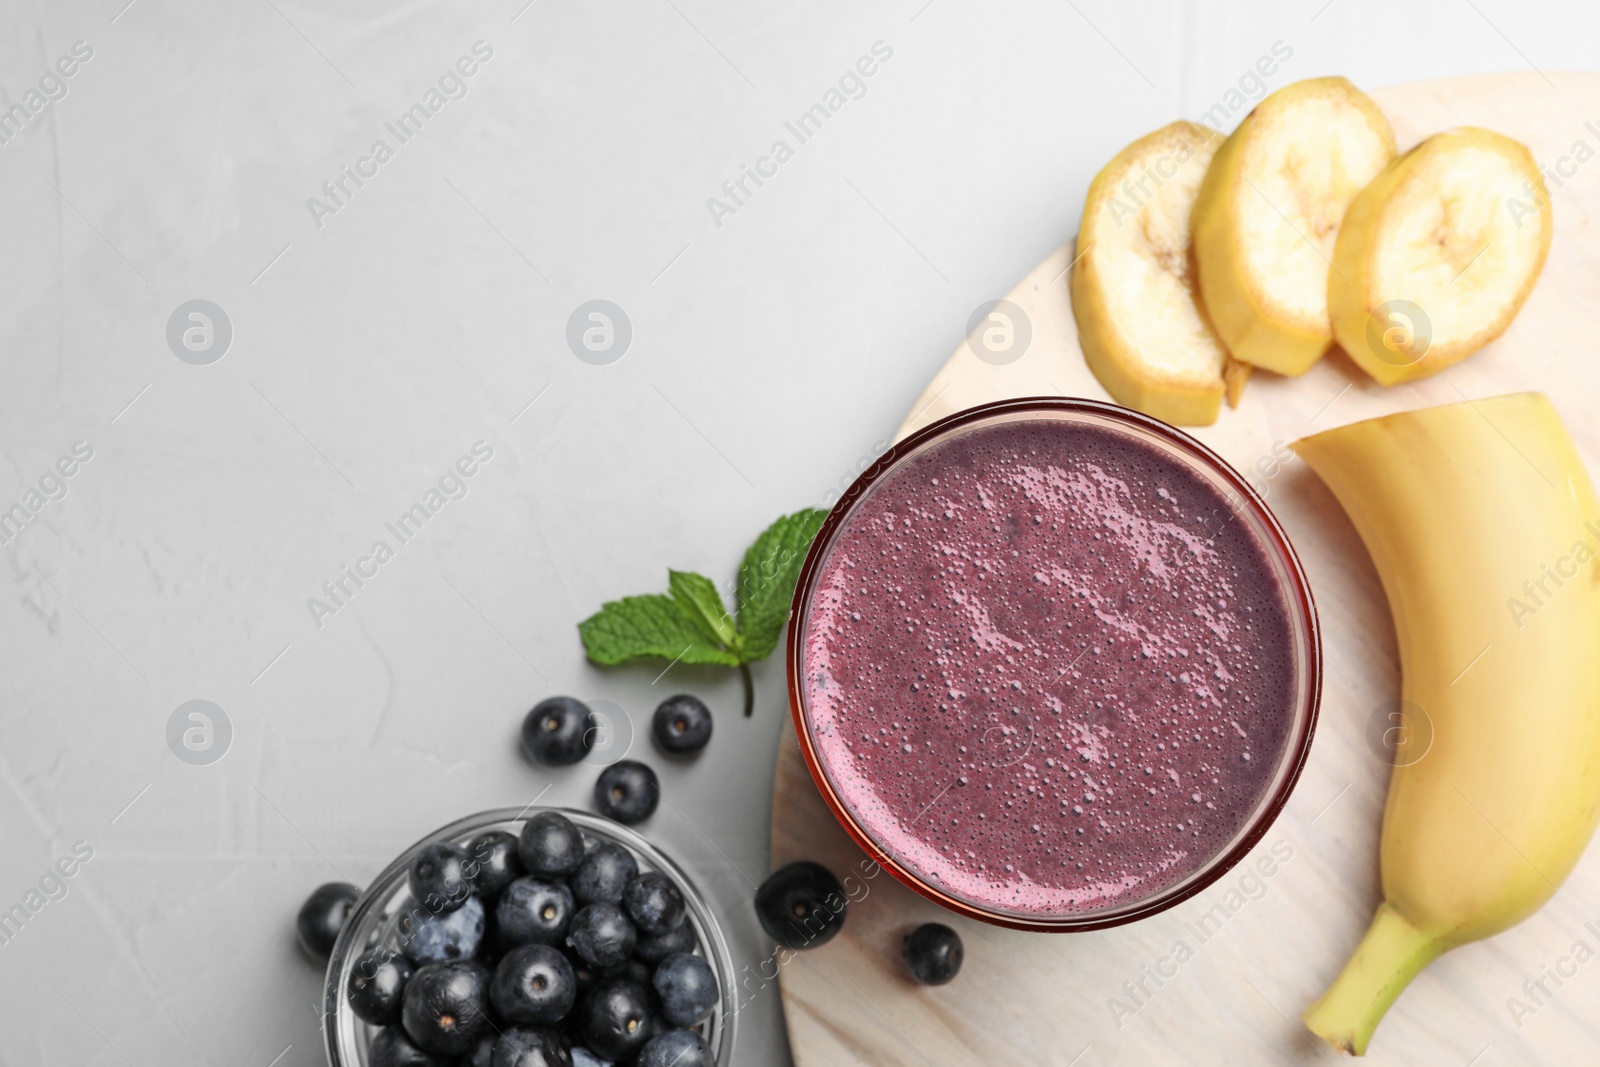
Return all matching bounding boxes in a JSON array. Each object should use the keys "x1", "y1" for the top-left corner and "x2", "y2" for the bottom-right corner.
[{"x1": 788, "y1": 397, "x2": 1320, "y2": 931}]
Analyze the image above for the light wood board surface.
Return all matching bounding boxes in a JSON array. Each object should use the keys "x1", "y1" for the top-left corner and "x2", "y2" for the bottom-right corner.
[{"x1": 771, "y1": 72, "x2": 1600, "y2": 1067}]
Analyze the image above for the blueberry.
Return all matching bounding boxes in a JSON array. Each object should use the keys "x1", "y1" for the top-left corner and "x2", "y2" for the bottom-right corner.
[
  {"x1": 633, "y1": 919, "x2": 697, "y2": 965},
  {"x1": 519, "y1": 812, "x2": 586, "y2": 878},
  {"x1": 653, "y1": 952, "x2": 719, "y2": 1027},
  {"x1": 571, "y1": 842, "x2": 638, "y2": 906},
  {"x1": 522, "y1": 697, "x2": 597, "y2": 766},
  {"x1": 468, "y1": 830, "x2": 526, "y2": 901},
  {"x1": 623, "y1": 872, "x2": 686, "y2": 936},
  {"x1": 567, "y1": 903, "x2": 637, "y2": 968},
  {"x1": 569, "y1": 1048, "x2": 612, "y2": 1067},
  {"x1": 594, "y1": 761, "x2": 659, "y2": 825},
  {"x1": 608, "y1": 957, "x2": 653, "y2": 990},
  {"x1": 370, "y1": 1025, "x2": 454, "y2": 1067},
  {"x1": 462, "y1": 1034, "x2": 498, "y2": 1067},
  {"x1": 491, "y1": 943, "x2": 578, "y2": 1025},
  {"x1": 579, "y1": 977, "x2": 655, "y2": 1062},
  {"x1": 567, "y1": 950, "x2": 602, "y2": 996},
  {"x1": 401, "y1": 959, "x2": 493, "y2": 1056},
  {"x1": 754, "y1": 861, "x2": 846, "y2": 950},
  {"x1": 637, "y1": 1030, "x2": 711, "y2": 1067},
  {"x1": 296, "y1": 881, "x2": 360, "y2": 959},
  {"x1": 409, "y1": 842, "x2": 476, "y2": 913},
  {"x1": 348, "y1": 949, "x2": 414, "y2": 1026},
  {"x1": 903, "y1": 923, "x2": 963, "y2": 985},
  {"x1": 497, "y1": 878, "x2": 575, "y2": 948},
  {"x1": 402, "y1": 895, "x2": 486, "y2": 965},
  {"x1": 491, "y1": 1026, "x2": 571, "y2": 1067},
  {"x1": 652, "y1": 695, "x2": 712, "y2": 754}
]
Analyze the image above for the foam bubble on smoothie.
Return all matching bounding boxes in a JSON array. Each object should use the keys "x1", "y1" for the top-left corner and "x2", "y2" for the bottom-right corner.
[{"x1": 801, "y1": 419, "x2": 1294, "y2": 916}]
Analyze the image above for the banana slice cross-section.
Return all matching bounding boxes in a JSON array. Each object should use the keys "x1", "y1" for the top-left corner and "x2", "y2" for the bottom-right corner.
[
  {"x1": 1071, "y1": 120, "x2": 1232, "y2": 426},
  {"x1": 1191, "y1": 77, "x2": 1397, "y2": 376},
  {"x1": 1330, "y1": 127, "x2": 1553, "y2": 386}
]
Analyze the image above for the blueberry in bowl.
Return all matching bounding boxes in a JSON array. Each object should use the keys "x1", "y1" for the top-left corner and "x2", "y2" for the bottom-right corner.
[
  {"x1": 571, "y1": 841, "x2": 638, "y2": 906},
  {"x1": 467, "y1": 830, "x2": 525, "y2": 900},
  {"x1": 347, "y1": 950, "x2": 413, "y2": 1026},
  {"x1": 567, "y1": 902, "x2": 637, "y2": 968},
  {"x1": 639, "y1": 1029, "x2": 712, "y2": 1067},
  {"x1": 490, "y1": 944, "x2": 577, "y2": 1025},
  {"x1": 519, "y1": 811, "x2": 587, "y2": 879},
  {"x1": 624, "y1": 871, "x2": 686, "y2": 936},
  {"x1": 496, "y1": 877, "x2": 576, "y2": 949},
  {"x1": 401, "y1": 959, "x2": 494, "y2": 1055},
  {"x1": 408, "y1": 841, "x2": 477, "y2": 913},
  {"x1": 318, "y1": 807, "x2": 735, "y2": 1067}
]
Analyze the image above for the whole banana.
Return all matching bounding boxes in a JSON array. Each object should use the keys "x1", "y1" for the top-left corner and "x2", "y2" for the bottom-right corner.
[{"x1": 1295, "y1": 393, "x2": 1600, "y2": 1054}]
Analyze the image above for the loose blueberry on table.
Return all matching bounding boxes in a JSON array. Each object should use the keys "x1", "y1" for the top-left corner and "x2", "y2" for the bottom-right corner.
[
  {"x1": 755, "y1": 861, "x2": 848, "y2": 950},
  {"x1": 903, "y1": 922, "x2": 964, "y2": 986},
  {"x1": 296, "y1": 881, "x2": 360, "y2": 959},
  {"x1": 594, "y1": 760, "x2": 659, "y2": 825},
  {"x1": 652, "y1": 694, "x2": 713, "y2": 754},
  {"x1": 521, "y1": 696, "x2": 598, "y2": 766}
]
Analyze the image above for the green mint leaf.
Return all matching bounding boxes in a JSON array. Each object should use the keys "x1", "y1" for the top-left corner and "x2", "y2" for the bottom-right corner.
[
  {"x1": 735, "y1": 507, "x2": 829, "y2": 661},
  {"x1": 668, "y1": 570, "x2": 739, "y2": 650},
  {"x1": 578, "y1": 594, "x2": 741, "y2": 667}
]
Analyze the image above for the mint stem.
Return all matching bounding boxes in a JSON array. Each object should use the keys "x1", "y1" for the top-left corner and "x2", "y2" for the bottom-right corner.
[{"x1": 740, "y1": 662, "x2": 754, "y2": 717}]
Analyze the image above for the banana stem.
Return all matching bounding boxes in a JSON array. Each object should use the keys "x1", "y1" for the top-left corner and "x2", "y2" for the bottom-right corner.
[{"x1": 1302, "y1": 903, "x2": 1448, "y2": 1055}]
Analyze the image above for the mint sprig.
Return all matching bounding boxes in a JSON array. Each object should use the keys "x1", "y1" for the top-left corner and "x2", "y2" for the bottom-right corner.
[{"x1": 578, "y1": 508, "x2": 828, "y2": 715}]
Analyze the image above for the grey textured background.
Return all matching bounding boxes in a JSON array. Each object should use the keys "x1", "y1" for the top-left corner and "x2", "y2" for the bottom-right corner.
[{"x1": 0, "y1": 1, "x2": 1596, "y2": 1063}]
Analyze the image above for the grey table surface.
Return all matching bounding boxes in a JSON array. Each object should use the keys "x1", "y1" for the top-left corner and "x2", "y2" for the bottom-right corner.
[{"x1": 1, "y1": 1, "x2": 1597, "y2": 1063}]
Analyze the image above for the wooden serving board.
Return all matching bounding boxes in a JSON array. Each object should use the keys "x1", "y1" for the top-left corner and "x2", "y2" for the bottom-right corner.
[{"x1": 771, "y1": 73, "x2": 1600, "y2": 1067}]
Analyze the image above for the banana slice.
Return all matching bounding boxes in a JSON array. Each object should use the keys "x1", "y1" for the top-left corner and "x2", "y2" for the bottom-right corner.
[
  {"x1": 1191, "y1": 77, "x2": 1396, "y2": 376},
  {"x1": 1071, "y1": 121, "x2": 1231, "y2": 426},
  {"x1": 1330, "y1": 128, "x2": 1552, "y2": 386}
]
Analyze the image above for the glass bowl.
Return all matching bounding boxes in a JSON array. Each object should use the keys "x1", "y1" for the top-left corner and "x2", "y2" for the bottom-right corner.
[
  {"x1": 786, "y1": 396, "x2": 1322, "y2": 932},
  {"x1": 321, "y1": 807, "x2": 738, "y2": 1065}
]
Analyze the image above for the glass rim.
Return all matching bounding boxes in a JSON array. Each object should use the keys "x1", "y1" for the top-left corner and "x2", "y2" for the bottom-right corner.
[
  {"x1": 320, "y1": 806, "x2": 739, "y2": 1065},
  {"x1": 785, "y1": 396, "x2": 1323, "y2": 933}
]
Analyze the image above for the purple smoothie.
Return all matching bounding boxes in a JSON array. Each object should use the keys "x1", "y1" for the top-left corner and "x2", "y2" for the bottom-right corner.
[{"x1": 800, "y1": 418, "x2": 1295, "y2": 916}]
